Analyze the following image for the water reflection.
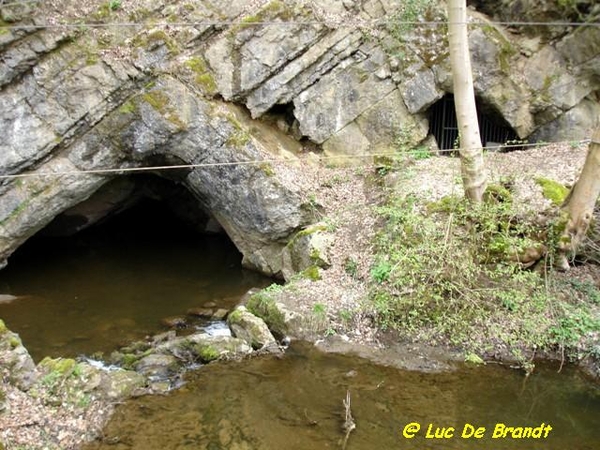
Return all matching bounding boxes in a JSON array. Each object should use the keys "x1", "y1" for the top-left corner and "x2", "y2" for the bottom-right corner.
[
  {"x1": 85, "y1": 342, "x2": 600, "y2": 450},
  {"x1": 0, "y1": 202, "x2": 270, "y2": 360}
]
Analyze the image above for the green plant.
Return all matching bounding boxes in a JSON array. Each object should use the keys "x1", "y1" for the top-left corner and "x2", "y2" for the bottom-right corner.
[
  {"x1": 344, "y1": 257, "x2": 359, "y2": 278},
  {"x1": 312, "y1": 303, "x2": 327, "y2": 318},
  {"x1": 108, "y1": 0, "x2": 122, "y2": 11},
  {"x1": 464, "y1": 353, "x2": 485, "y2": 365},
  {"x1": 412, "y1": 146, "x2": 431, "y2": 160},
  {"x1": 77, "y1": 394, "x2": 92, "y2": 408},
  {"x1": 302, "y1": 265, "x2": 321, "y2": 281},
  {"x1": 370, "y1": 259, "x2": 392, "y2": 283},
  {"x1": 535, "y1": 177, "x2": 569, "y2": 206},
  {"x1": 549, "y1": 306, "x2": 600, "y2": 347},
  {"x1": 386, "y1": 0, "x2": 435, "y2": 40},
  {"x1": 366, "y1": 189, "x2": 592, "y2": 355},
  {"x1": 195, "y1": 344, "x2": 220, "y2": 362},
  {"x1": 339, "y1": 308, "x2": 354, "y2": 324},
  {"x1": 567, "y1": 279, "x2": 600, "y2": 304}
]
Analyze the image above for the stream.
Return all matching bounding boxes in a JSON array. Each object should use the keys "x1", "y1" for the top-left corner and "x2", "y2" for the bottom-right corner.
[
  {"x1": 0, "y1": 202, "x2": 599, "y2": 449},
  {"x1": 82, "y1": 342, "x2": 600, "y2": 450}
]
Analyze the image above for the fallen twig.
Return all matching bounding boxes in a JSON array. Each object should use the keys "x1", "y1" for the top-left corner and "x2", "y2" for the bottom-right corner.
[{"x1": 341, "y1": 389, "x2": 356, "y2": 450}]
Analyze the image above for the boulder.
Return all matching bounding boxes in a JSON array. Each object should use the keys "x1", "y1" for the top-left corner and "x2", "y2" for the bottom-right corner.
[
  {"x1": 98, "y1": 369, "x2": 146, "y2": 402},
  {"x1": 0, "y1": 320, "x2": 38, "y2": 390},
  {"x1": 226, "y1": 306, "x2": 277, "y2": 350},
  {"x1": 281, "y1": 223, "x2": 333, "y2": 281},
  {"x1": 156, "y1": 332, "x2": 253, "y2": 362},
  {"x1": 161, "y1": 315, "x2": 187, "y2": 329},
  {"x1": 135, "y1": 354, "x2": 180, "y2": 379}
]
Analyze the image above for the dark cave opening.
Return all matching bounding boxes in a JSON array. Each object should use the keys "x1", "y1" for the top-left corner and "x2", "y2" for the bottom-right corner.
[
  {"x1": 429, "y1": 94, "x2": 519, "y2": 151},
  {"x1": 0, "y1": 176, "x2": 272, "y2": 360}
]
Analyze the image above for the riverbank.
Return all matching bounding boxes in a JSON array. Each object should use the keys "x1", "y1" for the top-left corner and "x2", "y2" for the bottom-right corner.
[{"x1": 252, "y1": 142, "x2": 600, "y2": 377}]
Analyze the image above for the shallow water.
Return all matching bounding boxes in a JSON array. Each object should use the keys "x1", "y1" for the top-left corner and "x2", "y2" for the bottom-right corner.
[
  {"x1": 84, "y1": 342, "x2": 600, "y2": 450},
  {"x1": 0, "y1": 202, "x2": 270, "y2": 361}
]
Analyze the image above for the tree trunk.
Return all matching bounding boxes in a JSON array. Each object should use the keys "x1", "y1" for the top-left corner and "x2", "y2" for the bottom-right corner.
[
  {"x1": 447, "y1": 0, "x2": 487, "y2": 203},
  {"x1": 559, "y1": 125, "x2": 600, "y2": 261}
]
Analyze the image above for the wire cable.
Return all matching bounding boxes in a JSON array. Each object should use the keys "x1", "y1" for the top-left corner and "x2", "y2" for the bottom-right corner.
[
  {"x1": 1, "y1": 19, "x2": 599, "y2": 31},
  {"x1": 0, "y1": 139, "x2": 590, "y2": 181},
  {"x1": 0, "y1": 0, "x2": 40, "y2": 5}
]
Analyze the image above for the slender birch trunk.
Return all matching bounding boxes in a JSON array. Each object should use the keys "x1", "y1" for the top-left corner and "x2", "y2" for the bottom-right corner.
[
  {"x1": 447, "y1": 0, "x2": 487, "y2": 203},
  {"x1": 560, "y1": 125, "x2": 600, "y2": 260}
]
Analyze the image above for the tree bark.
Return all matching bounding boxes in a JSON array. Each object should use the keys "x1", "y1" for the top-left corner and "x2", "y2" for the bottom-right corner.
[
  {"x1": 447, "y1": 0, "x2": 487, "y2": 203},
  {"x1": 560, "y1": 125, "x2": 600, "y2": 260}
]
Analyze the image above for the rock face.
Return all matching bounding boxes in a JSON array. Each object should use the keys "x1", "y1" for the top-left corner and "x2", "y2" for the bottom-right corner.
[
  {"x1": 0, "y1": 319, "x2": 38, "y2": 390},
  {"x1": 1, "y1": 0, "x2": 598, "y2": 275}
]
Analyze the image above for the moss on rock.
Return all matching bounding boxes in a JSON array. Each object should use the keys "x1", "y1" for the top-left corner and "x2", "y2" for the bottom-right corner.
[
  {"x1": 302, "y1": 265, "x2": 321, "y2": 281},
  {"x1": 185, "y1": 56, "x2": 218, "y2": 95},
  {"x1": 194, "y1": 343, "x2": 220, "y2": 362},
  {"x1": 246, "y1": 294, "x2": 287, "y2": 336},
  {"x1": 141, "y1": 90, "x2": 187, "y2": 131},
  {"x1": 535, "y1": 177, "x2": 569, "y2": 206},
  {"x1": 38, "y1": 357, "x2": 78, "y2": 377}
]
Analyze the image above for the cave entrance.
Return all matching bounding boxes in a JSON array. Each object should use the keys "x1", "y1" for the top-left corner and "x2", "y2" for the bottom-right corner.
[
  {"x1": 429, "y1": 94, "x2": 519, "y2": 151},
  {"x1": 0, "y1": 175, "x2": 272, "y2": 361}
]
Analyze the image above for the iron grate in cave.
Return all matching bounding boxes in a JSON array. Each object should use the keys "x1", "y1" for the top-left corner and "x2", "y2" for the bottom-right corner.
[{"x1": 429, "y1": 94, "x2": 519, "y2": 151}]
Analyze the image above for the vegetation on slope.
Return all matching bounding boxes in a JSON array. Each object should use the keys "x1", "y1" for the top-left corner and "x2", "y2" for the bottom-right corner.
[{"x1": 367, "y1": 172, "x2": 600, "y2": 368}]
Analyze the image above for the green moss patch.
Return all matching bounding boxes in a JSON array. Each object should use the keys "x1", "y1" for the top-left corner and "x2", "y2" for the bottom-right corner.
[
  {"x1": 132, "y1": 30, "x2": 180, "y2": 55},
  {"x1": 118, "y1": 100, "x2": 137, "y2": 115},
  {"x1": 141, "y1": 90, "x2": 187, "y2": 131},
  {"x1": 246, "y1": 285, "x2": 287, "y2": 335},
  {"x1": 302, "y1": 265, "x2": 321, "y2": 281},
  {"x1": 232, "y1": 0, "x2": 293, "y2": 32},
  {"x1": 194, "y1": 344, "x2": 220, "y2": 362},
  {"x1": 535, "y1": 177, "x2": 569, "y2": 206}
]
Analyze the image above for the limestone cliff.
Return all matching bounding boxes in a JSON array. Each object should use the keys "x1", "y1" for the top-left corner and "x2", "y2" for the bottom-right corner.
[{"x1": 0, "y1": 0, "x2": 598, "y2": 275}]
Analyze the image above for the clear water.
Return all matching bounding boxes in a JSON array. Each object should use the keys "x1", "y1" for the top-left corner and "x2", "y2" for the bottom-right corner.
[
  {"x1": 83, "y1": 342, "x2": 600, "y2": 450},
  {"x1": 0, "y1": 201, "x2": 270, "y2": 361}
]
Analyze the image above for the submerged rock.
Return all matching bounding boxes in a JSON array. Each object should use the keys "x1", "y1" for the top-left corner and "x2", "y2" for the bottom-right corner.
[
  {"x1": 135, "y1": 354, "x2": 180, "y2": 379},
  {"x1": 161, "y1": 315, "x2": 187, "y2": 329},
  {"x1": 186, "y1": 307, "x2": 214, "y2": 318}
]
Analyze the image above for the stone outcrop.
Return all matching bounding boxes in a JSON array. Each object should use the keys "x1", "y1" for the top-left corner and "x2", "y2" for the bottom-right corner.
[
  {"x1": 227, "y1": 305, "x2": 278, "y2": 350},
  {"x1": 0, "y1": 319, "x2": 37, "y2": 390},
  {"x1": 1, "y1": 0, "x2": 598, "y2": 276},
  {"x1": 281, "y1": 222, "x2": 333, "y2": 281}
]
